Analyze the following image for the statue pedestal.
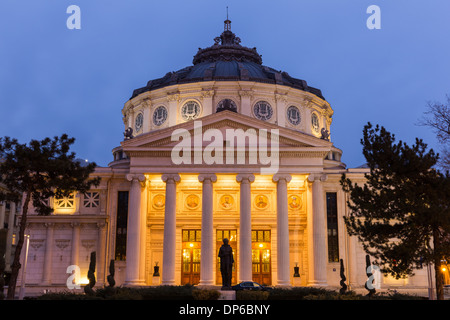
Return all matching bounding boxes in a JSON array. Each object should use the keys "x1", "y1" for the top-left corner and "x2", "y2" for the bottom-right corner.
[
  {"x1": 152, "y1": 276, "x2": 160, "y2": 286},
  {"x1": 293, "y1": 276, "x2": 302, "y2": 287},
  {"x1": 218, "y1": 290, "x2": 236, "y2": 300}
]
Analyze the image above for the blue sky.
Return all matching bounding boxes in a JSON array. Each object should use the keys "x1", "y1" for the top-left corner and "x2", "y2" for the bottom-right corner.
[{"x1": 0, "y1": 0, "x2": 449, "y2": 168}]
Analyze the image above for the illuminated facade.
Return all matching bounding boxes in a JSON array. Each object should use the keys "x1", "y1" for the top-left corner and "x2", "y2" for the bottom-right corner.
[{"x1": 8, "y1": 19, "x2": 437, "y2": 295}]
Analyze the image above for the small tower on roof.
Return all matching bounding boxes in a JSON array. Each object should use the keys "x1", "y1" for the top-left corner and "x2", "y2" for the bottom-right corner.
[{"x1": 224, "y1": 7, "x2": 231, "y2": 31}]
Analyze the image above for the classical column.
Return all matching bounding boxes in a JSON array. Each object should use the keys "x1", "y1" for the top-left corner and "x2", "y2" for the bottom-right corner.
[
  {"x1": 125, "y1": 173, "x2": 146, "y2": 285},
  {"x1": 307, "y1": 173, "x2": 328, "y2": 286},
  {"x1": 42, "y1": 222, "x2": 54, "y2": 285},
  {"x1": 161, "y1": 173, "x2": 181, "y2": 285},
  {"x1": 198, "y1": 173, "x2": 217, "y2": 286},
  {"x1": 97, "y1": 222, "x2": 107, "y2": 285},
  {"x1": 236, "y1": 173, "x2": 255, "y2": 282},
  {"x1": 273, "y1": 173, "x2": 292, "y2": 286},
  {"x1": 0, "y1": 202, "x2": 5, "y2": 229},
  {"x1": 139, "y1": 180, "x2": 149, "y2": 284},
  {"x1": 71, "y1": 222, "x2": 80, "y2": 267},
  {"x1": 5, "y1": 202, "x2": 16, "y2": 271}
]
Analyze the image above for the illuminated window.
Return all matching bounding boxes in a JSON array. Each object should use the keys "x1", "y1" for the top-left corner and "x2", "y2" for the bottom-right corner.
[{"x1": 55, "y1": 193, "x2": 75, "y2": 209}]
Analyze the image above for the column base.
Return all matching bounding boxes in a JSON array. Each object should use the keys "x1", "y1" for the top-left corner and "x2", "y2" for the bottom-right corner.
[
  {"x1": 307, "y1": 281, "x2": 328, "y2": 287},
  {"x1": 123, "y1": 280, "x2": 146, "y2": 287},
  {"x1": 198, "y1": 280, "x2": 215, "y2": 286},
  {"x1": 161, "y1": 280, "x2": 176, "y2": 286},
  {"x1": 276, "y1": 280, "x2": 291, "y2": 287}
]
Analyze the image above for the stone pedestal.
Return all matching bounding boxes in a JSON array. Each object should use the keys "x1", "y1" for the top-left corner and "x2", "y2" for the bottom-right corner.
[
  {"x1": 293, "y1": 277, "x2": 302, "y2": 287},
  {"x1": 152, "y1": 276, "x2": 161, "y2": 286},
  {"x1": 218, "y1": 290, "x2": 236, "y2": 300}
]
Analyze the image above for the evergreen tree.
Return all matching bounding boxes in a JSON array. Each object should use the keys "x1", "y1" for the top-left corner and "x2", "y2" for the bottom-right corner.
[
  {"x1": 0, "y1": 134, "x2": 100, "y2": 299},
  {"x1": 341, "y1": 123, "x2": 450, "y2": 300}
]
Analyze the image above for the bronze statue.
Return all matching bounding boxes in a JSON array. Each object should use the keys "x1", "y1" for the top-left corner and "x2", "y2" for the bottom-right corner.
[{"x1": 218, "y1": 238, "x2": 234, "y2": 290}]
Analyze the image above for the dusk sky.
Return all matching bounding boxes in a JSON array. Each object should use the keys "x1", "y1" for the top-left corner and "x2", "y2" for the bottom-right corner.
[{"x1": 1, "y1": 1, "x2": 449, "y2": 168}]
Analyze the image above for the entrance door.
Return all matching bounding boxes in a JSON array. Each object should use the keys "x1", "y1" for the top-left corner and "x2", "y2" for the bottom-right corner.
[
  {"x1": 181, "y1": 229, "x2": 201, "y2": 285},
  {"x1": 216, "y1": 229, "x2": 237, "y2": 285},
  {"x1": 252, "y1": 230, "x2": 271, "y2": 285}
]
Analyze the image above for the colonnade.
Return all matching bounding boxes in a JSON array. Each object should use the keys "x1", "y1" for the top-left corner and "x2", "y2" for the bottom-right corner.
[{"x1": 124, "y1": 173, "x2": 328, "y2": 287}]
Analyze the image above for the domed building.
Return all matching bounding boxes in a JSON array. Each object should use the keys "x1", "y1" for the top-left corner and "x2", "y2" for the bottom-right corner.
[{"x1": 11, "y1": 19, "x2": 430, "y2": 294}]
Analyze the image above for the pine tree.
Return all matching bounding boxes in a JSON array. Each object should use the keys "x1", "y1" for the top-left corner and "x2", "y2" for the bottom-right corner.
[
  {"x1": 0, "y1": 134, "x2": 100, "y2": 299},
  {"x1": 341, "y1": 123, "x2": 450, "y2": 300}
]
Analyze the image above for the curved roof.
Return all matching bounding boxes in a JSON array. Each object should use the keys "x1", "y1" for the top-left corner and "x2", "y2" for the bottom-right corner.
[{"x1": 130, "y1": 20, "x2": 325, "y2": 101}]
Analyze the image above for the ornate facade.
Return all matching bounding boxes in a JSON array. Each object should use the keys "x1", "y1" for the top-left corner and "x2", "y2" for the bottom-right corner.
[{"x1": 6, "y1": 19, "x2": 433, "y2": 295}]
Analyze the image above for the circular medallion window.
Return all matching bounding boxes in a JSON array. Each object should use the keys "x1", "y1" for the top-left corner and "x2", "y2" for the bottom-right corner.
[
  {"x1": 216, "y1": 99, "x2": 237, "y2": 113},
  {"x1": 153, "y1": 106, "x2": 168, "y2": 126},
  {"x1": 311, "y1": 112, "x2": 320, "y2": 133},
  {"x1": 287, "y1": 106, "x2": 301, "y2": 126},
  {"x1": 181, "y1": 101, "x2": 201, "y2": 121},
  {"x1": 253, "y1": 101, "x2": 273, "y2": 121},
  {"x1": 135, "y1": 112, "x2": 144, "y2": 132}
]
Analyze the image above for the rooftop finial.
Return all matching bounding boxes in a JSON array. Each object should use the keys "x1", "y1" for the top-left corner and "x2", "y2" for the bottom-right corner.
[{"x1": 224, "y1": 6, "x2": 231, "y2": 31}]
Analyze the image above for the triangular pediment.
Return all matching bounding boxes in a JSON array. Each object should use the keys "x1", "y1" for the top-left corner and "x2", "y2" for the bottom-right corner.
[{"x1": 122, "y1": 111, "x2": 333, "y2": 151}]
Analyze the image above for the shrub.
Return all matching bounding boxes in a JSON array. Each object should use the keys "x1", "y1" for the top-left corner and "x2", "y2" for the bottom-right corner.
[
  {"x1": 236, "y1": 290, "x2": 269, "y2": 300},
  {"x1": 268, "y1": 287, "x2": 331, "y2": 300},
  {"x1": 192, "y1": 288, "x2": 221, "y2": 300}
]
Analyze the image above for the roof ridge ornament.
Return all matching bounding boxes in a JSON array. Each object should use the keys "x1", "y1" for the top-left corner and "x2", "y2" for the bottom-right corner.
[
  {"x1": 224, "y1": 6, "x2": 231, "y2": 31},
  {"x1": 192, "y1": 15, "x2": 261, "y2": 65}
]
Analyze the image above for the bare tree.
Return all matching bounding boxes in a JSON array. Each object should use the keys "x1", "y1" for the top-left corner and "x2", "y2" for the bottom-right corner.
[{"x1": 418, "y1": 96, "x2": 450, "y2": 171}]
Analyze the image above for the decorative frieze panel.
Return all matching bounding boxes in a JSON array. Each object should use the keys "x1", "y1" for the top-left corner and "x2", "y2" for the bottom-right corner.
[
  {"x1": 214, "y1": 191, "x2": 238, "y2": 215},
  {"x1": 83, "y1": 192, "x2": 100, "y2": 208}
]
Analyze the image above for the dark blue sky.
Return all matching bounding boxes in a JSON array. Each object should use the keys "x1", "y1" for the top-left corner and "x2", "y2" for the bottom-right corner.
[{"x1": 1, "y1": 1, "x2": 449, "y2": 168}]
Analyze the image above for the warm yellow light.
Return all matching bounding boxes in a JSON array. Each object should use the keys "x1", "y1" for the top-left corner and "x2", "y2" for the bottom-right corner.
[
  {"x1": 442, "y1": 267, "x2": 447, "y2": 272},
  {"x1": 259, "y1": 243, "x2": 263, "y2": 248},
  {"x1": 189, "y1": 243, "x2": 194, "y2": 248},
  {"x1": 77, "y1": 278, "x2": 90, "y2": 285}
]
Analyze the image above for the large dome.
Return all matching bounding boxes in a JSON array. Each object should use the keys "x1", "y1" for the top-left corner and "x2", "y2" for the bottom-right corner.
[{"x1": 130, "y1": 19, "x2": 325, "y2": 101}]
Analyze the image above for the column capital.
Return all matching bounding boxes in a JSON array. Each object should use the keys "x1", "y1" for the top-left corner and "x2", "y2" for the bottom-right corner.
[
  {"x1": 272, "y1": 173, "x2": 292, "y2": 183},
  {"x1": 307, "y1": 173, "x2": 328, "y2": 183},
  {"x1": 236, "y1": 173, "x2": 255, "y2": 184},
  {"x1": 44, "y1": 222, "x2": 55, "y2": 228},
  {"x1": 161, "y1": 173, "x2": 181, "y2": 183},
  {"x1": 96, "y1": 222, "x2": 107, "y2": 229},
  {"x1": 126, "y1": 173, "x2": 146, "y2": 182},
  {"x1": 70, "y1": 222, "x2": 81, "y2": 228},
  {"x1": 198, "y1": 173, "x2": 217, "y2": 183}
]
